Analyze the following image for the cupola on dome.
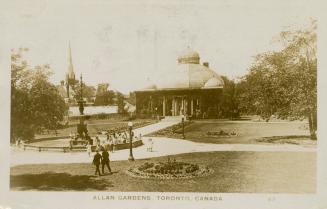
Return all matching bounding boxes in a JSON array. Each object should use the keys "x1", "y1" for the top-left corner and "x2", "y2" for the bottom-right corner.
[{"x1": 177, "y1": 47, "x2": 200, "y2": 64}]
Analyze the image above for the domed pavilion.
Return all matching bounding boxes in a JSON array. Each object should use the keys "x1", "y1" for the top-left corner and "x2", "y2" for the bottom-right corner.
[{"x1": 135, "y1": 48, "x2": 225, "y2": 119}]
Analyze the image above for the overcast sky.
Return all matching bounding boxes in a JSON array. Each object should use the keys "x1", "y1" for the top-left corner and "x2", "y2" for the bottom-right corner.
[{"x1": 2, "y1": 0, "x2": 315, "y2": 93}]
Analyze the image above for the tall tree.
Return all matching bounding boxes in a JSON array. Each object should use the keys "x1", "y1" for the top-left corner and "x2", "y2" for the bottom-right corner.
[
  {"x1": 72, "y1": 82, "x2": 96, "y2": 102},
  {"x1": 116, "y1": 92, "x2": 126, "y2": 114},
  {"x1": 94, "y1": 83, "x2": 116, "y2": 106},
  {"x1": 11, "y1": 48, "x2": 68, "y2": 142},
  {"x1": 30, "y1": 67, "x2": 67, "y2": 132},
  {"x1": 237, "y1": 20, "x2": 317, "y2": 139},
  {"x1": 219, "y1": 76, "x2": 239, "y2": 119},
  {"x1": 279, "y1": 20, "x2": 317, "y2": 139}
]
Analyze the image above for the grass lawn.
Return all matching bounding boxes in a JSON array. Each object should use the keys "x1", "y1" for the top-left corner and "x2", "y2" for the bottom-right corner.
[
  {"x1": 10, "y1": 151, "x2": 316, "y2": 193},
  {"x1": 34, "y1": 118, "x2": 155, "y2": 139},
  {"x1": 148, "y1": 120, "x2": 313, "y2": 145}
]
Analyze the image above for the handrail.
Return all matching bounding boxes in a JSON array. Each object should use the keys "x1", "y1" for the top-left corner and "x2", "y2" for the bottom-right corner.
[{"x1": 22, "y1": 140, "x2": 143, "y2": 152}]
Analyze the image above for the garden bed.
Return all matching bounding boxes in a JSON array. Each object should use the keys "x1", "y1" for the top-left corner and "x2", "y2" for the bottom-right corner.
[
  {"x1": 146, "y1": 121, "x2": 194, "y2": 138},
  {"x1": 126, "y1": 158, "x2": 213, "y2": 179}
]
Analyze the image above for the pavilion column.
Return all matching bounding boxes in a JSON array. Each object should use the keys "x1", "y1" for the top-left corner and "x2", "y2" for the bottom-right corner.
[
  {"x1": 182, "y1": 98, "x2": 185, "y2": 115},
  {"x1": 175, "y1": 98, "x2": 178, "y2": 116},
  {"x1": 191, "y1": 99, "x2": 194, "y2": 116},
  {"x1": 184, "y1": 97, "x2": 187, "y2": 116},
  {"x1": 172, "y1": 98, "x2": 175, "y2": 116},
  {"x1": 163, "y1": 96, "x2": 166, "y2": 117},
  {"x1": 176, "y1": 98, "x2": 178, "y2": 116}
]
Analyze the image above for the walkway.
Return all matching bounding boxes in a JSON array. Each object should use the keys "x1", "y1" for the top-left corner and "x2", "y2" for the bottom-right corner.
[
  {"x1": 11, "y1": 136, "x2": 316, "y2": 166},
  {"x1": 10, "y1": 119, "x2": 316, "y2": 166}
]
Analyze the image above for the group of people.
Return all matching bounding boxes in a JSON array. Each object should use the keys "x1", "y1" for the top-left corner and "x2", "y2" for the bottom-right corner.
[
  {"x1": 83, "y1": 131, "x2": 143, "y2": 156},
  {"x1": 104, "y1": 130, "x2": 140, "y2": 144},
  {"x1": 92, "y1": 148, "x2": 112, "y2": 176}
]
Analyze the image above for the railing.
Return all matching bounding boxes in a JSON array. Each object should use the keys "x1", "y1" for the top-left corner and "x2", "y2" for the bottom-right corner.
[
  {"x1": 22, "y1": 140, "x2": 144, "y2": 153},
  {"x1": 23, "y1": 144, "x2": 72, "y2": 152}
]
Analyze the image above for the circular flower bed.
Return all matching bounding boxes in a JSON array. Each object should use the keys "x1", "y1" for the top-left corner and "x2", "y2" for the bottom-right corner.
[
  {"x1": 207, "y1": 130, "x2": 237, "y2": 137},
  {"x1": 126, "y1": 159, "x2": 213, "y2": 179}
]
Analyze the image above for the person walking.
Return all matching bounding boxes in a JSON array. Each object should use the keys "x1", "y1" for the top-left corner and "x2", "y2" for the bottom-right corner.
[
  {"x1": 147, "y1": 138, "x2": 154, "y2": 152},
  {"x1": 86, "y1": 141, "x2": 92, "y2": 157},
  {"x1": 101, "y1": 148, "x2": 112, "y2": 174},
  {"x1": 108, "y1": 135, "x2": 113, "y2": 153},
  {"x1": 92, "y1": 150, "x2": 102, "y2": 176}
]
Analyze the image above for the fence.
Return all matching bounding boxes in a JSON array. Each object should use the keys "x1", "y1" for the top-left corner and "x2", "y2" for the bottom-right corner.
[{"x1": 22, "y1": 140, "x2": 144, "y2": 153}]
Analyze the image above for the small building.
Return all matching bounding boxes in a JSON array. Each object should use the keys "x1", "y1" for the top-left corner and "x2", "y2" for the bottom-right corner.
[{"x1": 135, "y1": 48, "x2": 225, "y2": 119}]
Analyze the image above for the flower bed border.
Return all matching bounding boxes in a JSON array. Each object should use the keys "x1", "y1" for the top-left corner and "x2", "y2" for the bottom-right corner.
[{"x1": 125, "y1": 164, "x2": 214, "y2": 180}]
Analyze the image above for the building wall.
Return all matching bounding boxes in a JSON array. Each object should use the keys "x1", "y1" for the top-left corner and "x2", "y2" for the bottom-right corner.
[{"x1": 135, "y1": 88, "x2": 223, "y2": 119}]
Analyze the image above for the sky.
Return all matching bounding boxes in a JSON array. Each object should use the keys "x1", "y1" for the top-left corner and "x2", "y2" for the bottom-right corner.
[{"x1": 1, "y1": 0, "x2": 316, "y2": 93}]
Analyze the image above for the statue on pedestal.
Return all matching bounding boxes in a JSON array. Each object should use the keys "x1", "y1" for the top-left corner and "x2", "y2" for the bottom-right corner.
[{"x1": 76, "y1": 74, "x2": 89, "y2": 141}]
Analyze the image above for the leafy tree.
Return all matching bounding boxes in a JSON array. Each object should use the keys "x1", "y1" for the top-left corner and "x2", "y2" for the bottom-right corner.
[
  {"x1": 94, "y1": 83, "x2": 116, "y2": 105},
  {"x1": 72, "y1": 82, "x2": 96, "y2": 102},
  {"x1": 11, "y1": 87, "x2": 35, "y2": 142},
  {"x1": 279, "y1": 20, "x2": 317, "y2": 139},
  {"x1": 219, "y1": 76, "x2": 239, "y2": 119},
  {"x1": 237, "y1": 20, "x2": 317, "y2": 139},
  {"x1": 29, "y1": 67, "x2": 67, "y2": 132},
  {"x1": 116, "y1": 92, "x2": 126, "y2": 114},
  {"x1": 11, "y1": 48, "x2": 68, "y2": 142},
  {"x1": 11, "y1": 48, "x2": 34, "y2": 142}
]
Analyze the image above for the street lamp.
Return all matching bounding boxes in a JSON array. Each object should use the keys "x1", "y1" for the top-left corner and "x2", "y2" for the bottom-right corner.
[
  {"x1": 182, "y1": 115, "x2": 185, "y2": 139},
  {"x1": 128, "y1": 121, "x2": 135, "y2": 161}
]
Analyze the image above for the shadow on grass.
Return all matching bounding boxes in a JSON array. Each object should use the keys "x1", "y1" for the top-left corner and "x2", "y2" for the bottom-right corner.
[
  {"x1": 10, "y1": 172, "x2": 114, "y2": 191},
  {"x1": 256, "y1": 135, "x2": 314, "y2": 144}
]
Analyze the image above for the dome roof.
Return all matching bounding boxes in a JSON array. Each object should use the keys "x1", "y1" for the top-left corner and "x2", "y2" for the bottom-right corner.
[
  {"x1": 156, "y1": 63, "x2": 223, "y2": 89},
  {"x1": 177, "y1": 48, "x2": 200, "y2": 64},
  {"x1": 203, "y1": 77, "x2": 224, "y2": 89},
  {"x1": 138, "y1": 49, "x2": 224, "y2": 91}
]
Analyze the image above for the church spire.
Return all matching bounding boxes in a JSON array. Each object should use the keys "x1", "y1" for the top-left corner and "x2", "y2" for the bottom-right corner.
[
  {"x1": 66, "y1": 41, "x2": 76, "y2": 101},
  {"x1": 67, "y1": 41, "x2": 75, "y2": 80}
]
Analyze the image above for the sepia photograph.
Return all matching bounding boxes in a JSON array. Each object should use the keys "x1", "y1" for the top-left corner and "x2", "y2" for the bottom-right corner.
[{"x1": 0, "y1": 0, "x2": 326, "y2": 209}]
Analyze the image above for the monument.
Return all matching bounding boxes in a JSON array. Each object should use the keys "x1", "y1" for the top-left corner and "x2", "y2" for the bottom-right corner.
[{"x1": 76, "y1": 74, "x2": 89, "y2": 142}]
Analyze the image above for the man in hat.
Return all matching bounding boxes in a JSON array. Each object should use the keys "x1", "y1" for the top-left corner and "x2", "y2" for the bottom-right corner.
[
  {"x1": 101, "y1": 147, "x2": 112, "y2": 174},
  {"x1": 92, "y1": 150, "x2": 102, "y2": 176}
]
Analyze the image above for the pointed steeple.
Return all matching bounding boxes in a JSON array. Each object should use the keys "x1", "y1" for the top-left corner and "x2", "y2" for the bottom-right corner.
[
  {"x1": 65, "y1": 41, "x2": 76, "y2": 101},
  {"x1": 67, "y1": 41, "x2": 75, "y2": 80}
]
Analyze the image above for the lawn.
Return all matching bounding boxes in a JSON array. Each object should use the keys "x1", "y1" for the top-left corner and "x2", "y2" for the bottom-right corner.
[
  {"x1": 34, "y1": 118, "x2": 156, "y2": 139},
  {"x1": 10, "y1": 151, "x2": 316, "y2": 193},
  {"x1": 148, "y1": 120, "x2": 313, "y2": 144}
]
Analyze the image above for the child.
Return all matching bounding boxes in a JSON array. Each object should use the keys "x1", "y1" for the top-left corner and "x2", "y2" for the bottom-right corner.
[{"x1": 86, "y1": 141, "x2": 92, "y2": 157}]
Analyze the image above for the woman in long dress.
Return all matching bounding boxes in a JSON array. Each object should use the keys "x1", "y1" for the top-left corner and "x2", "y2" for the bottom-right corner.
[
  {"x1": 86, "y1": 141, "x2": 92, "y2": 157},
  {"x1": 113, "y1": 136, "x2": 118, "y2": 152},
  {"x1": 147, "y1": 138, "x2": 153, "y2": 152}
]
